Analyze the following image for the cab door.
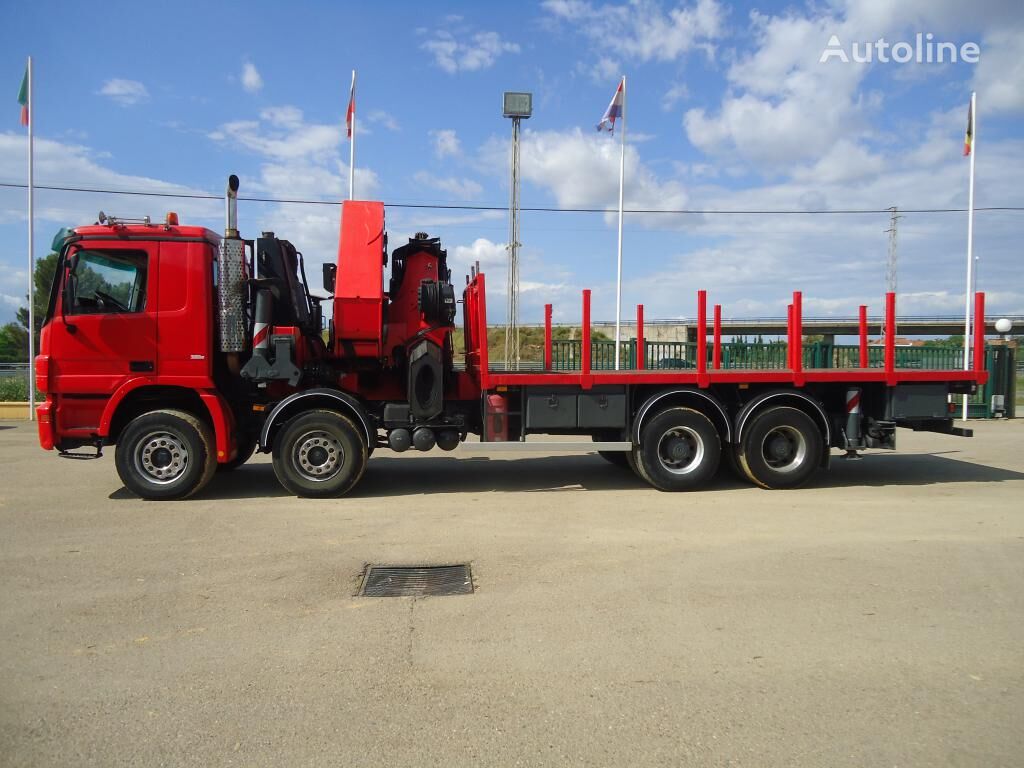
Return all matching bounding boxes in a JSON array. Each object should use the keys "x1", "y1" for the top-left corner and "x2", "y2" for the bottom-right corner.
[{"x1": 49, "y1": 243, "x2": 158, "y2": 430}]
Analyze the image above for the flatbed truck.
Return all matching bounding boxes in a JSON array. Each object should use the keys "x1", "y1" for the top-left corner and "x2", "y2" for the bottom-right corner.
[{"x1": 33, "y1": 177, "x2": 988, "y2": 498}]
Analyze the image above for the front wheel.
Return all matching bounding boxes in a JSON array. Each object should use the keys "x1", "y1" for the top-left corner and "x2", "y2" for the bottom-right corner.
[
  {"x1": 737, "y1": 406, "x2": 822, "y2": 489},
  {"x1": 635, "y1": 407, "x2": 720, "y2": 491},
  {"x1": 114, "y1": 409, "x2": 218, "y2": 500},
  {"x1": 271, "y1": 409, "x2": 368, "y2": 498}
]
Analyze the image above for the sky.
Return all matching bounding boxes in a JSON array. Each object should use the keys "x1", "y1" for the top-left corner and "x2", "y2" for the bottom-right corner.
[{"x1": 1, "y1": 0, "x2": 1022, "y2": 329}]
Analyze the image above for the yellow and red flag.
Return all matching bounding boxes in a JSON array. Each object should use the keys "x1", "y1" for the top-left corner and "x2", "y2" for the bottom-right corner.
[{"x1": 963, "y1": 99, "x2": 973, "y2": 156}]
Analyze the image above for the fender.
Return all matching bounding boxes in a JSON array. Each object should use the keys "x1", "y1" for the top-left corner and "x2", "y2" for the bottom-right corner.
[
  {"x1": 99, "y1": 380, "x2": 237, "y2": 460},
  {"x1": 260, "y1": 388, "x2": 375, "y2": 450},
  {"x1": 98, "y1": 377, "x2": 168, "y2": 436},
  {"x1": 198, "y1": 391, "x2": 236, "y2": 461},
  {"x1": 734, "y1": 390, "x2": 831, "y2": 448},
  {"x1": 633, "y1": 388, "x2": 731, "y2": 444}
]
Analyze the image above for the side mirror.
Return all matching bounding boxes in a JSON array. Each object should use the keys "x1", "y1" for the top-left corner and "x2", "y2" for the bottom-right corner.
[{"x1": 322, "y1": 263, "x2": 337, "y2": 294}]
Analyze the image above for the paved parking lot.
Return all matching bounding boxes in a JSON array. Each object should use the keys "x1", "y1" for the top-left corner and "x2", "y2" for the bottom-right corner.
[{"x1": 1, "y1": 419, "x2": 1022, "y2": 767}]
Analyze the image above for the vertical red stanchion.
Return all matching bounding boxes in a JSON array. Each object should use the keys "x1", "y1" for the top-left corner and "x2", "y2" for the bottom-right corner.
[
  {"x1": 696, "y1": 290, "x2": 707, "y2": 379},
  {"x1": 636, "y1": 304, "x2": 645, "y2": 370},
  {"x1": 713, "y1": 304, "x2": 722, "y2": 370},
  {"x1": 973, "y1": 292, "x2": 986, "y2": 373},
  {"x1": 793, "y1": 291, "x2": 803, "y2": 377},
  {"x1": 884, "y1": 291, "x2": 896, "y2": 384},
  {"x1": 786, "y1": 304, "x2": 794, "y2": 369},
  {"x1": 477, "y1": 274, "x2": 489, "y2": 390},
  {"x1": 543, "y1": 303, "x2": 552, "y2": 371},
  {"x1": 859, "y1": 305, "x2": 868, "y2": 368},
  {"x1": 581, "y1": 289, "x2": 591, "y2": 378}
]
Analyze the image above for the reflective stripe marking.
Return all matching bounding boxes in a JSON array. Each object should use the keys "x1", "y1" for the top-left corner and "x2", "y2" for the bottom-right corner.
[
  {"x1": 846, "y1": 390, "x2": 861, "y2": 414},
  {"x1": 253, "y1": 323, "x2": 270, "y2": 349}
]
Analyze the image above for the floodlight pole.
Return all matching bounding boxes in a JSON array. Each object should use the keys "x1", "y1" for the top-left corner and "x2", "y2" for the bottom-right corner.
[{"x1": 504, "y1": 115, "x2": 522, "y2": 370}]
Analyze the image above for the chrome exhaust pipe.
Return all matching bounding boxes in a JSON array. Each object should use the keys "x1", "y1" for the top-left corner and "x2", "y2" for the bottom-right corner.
[{"x1": 225, "y1": 174, "x2": 240, "y2": 238}]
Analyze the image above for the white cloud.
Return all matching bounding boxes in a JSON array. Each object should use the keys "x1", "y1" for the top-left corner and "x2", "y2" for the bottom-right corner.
[
  {"x1": 431, "y1": 129, "x2": 461, "y2": 158},
  {"x1": 98, "y1": 79, "x2": 149, "y2": 106},
  {"x1": 543, "y1": 0, "x2": 725, "y2": 62},
  {"x1": 367, "y1": 110, "x2": 400, "y2": 131},
  {"x1": 242, "y1": 60, "x2": 263, "y2": 93},
  {"x1": 482, "y1": 128, "x2": 688, "y2": 218},
  {"x1": 413, "y1": 171, "x2": 483, "y2": 200},
  {"x1": 972, "y1": 24, "x2": 1024, "y2": 113},
  {"x1": 210, "y1": 107, "x2": 340, "y2": 163},
  {"x1": 661, "y1": 83, "x2": 690, "y2": 112},
  {"x1": 421, "y1": 30, "x2": 520, "y2": 73}
]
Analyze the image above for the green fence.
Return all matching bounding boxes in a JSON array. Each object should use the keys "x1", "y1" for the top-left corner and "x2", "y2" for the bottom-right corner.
[{"x1": 549, "y1": 339, "x2": 1015, "y2": 418}]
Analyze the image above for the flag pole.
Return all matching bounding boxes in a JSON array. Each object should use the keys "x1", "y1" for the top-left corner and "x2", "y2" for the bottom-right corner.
[
  {"x1": 614, "y1": 75, "x2": 625, "y2": 371},
  {"x1": 961, "y1": 90, "x2": 976, "y2": 422},
  {"x1": 348, "y1": 69, "x2": 356, "y2": 201},
  {"x1": 27, "y1": 56, "x2": 35, "y2": 421}
]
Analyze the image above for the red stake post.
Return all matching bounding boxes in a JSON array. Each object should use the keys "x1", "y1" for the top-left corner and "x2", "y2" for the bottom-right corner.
[
  {"x1": 543, "y1": 303, "x2": 553, "y2": 371},
  {"x1": 636, "y1": 304, "x2": 645, "y2": 370},
  {"x1": 713, "y1": 304, "x2": 722, "y2": 370},
  {"x1": 581, "y1": 289, "x2": 591, "y2": 378},
  {"x1": 792, "y1": 291, "x2": 803, "y2": 383},
  {"x1": 696, "y1": 290, "x2": 707, "y2": 380},
  {"x1": 974, "y1": 292, "x2": 986, "y2": 372},
  {"x1": 786, "y1": 304, "x2": 794, "y2": 369},
  {"x1": 858, "y1": 305, "x2": 868, "y2": 368},
  {"x1": 884, "y1": 292, "x2": 896, "y2": 384}
]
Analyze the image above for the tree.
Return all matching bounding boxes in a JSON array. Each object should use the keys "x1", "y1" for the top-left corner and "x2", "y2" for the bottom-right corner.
[{"x1": 0, "y1": 252, "x2": 58, "y2": 363}]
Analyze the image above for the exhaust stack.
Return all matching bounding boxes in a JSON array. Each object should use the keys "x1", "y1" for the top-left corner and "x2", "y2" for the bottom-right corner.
[
  {"x1": 217, "y1": 174, "x2": 248, "y2": 353},
  {"x1": 225, "y1": 174, "x2": 239, "y2": 237}
]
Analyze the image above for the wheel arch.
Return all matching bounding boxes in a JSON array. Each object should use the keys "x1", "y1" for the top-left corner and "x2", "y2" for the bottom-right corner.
[
  {"x1": 734, "y1": 390, "x2": 830, "y2": 467},
  {"x1": 633, "y1": 388, "x2": 731, "y2": 445},
  {"x1": 260, "y1": 388, "x2": 375, "y2": 451},
  {"x1": 103, "y1": 384, "x2": 234, "y2": 452}
]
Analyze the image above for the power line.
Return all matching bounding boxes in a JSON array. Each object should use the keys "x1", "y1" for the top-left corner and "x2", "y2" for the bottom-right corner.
[{"x1": 1, "y1": 180, "x2": 1023, "y2": 216}]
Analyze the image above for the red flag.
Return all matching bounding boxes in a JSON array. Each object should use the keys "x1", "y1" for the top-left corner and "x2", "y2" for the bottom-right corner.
[{"x1": 346, "y1": 71, "x2": 355, "y2": 139}]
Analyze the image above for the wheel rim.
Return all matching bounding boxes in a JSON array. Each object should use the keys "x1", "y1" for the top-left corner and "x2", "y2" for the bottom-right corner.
[
  {"x1": 134, "y1": 431, "x2": 189, "y2": 485},
  {"x1": 760, "y1": 426, "x2": 807, "y2": 473},
  {"x1": 292, "y1": 430, "x2": 345, "y2": 482},
  {"x1": 656, "y1": 426, "x2": 705, "y2": 475}
]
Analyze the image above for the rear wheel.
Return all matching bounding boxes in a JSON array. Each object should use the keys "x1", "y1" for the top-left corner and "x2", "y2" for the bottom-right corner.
[
  {"x1": 272, "y1": 409, "x2": 368, "y2": 498},
  {"x1": 114, "y1": 409, "x2": 217, "y2": 500},
  {"x1": 737, "y1": 406, "x2": 822, "y2": 489},
  {"x1": 635, "y1": 407, "x2": 720, "y2": 491}
]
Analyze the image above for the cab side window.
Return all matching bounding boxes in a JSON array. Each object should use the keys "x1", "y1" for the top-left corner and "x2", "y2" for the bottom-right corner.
[{"x1": 67, "y1": 250, "x2": 148, "y2": 315}]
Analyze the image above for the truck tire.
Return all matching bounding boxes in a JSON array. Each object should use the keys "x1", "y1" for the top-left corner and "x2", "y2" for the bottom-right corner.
[
  {"x1": 218, "y1": 435, "x2": 257, "y2": 472},
  {"x1": 114, "y1": 409, "x2": 217, "y2": 500},
  {"x1": 635, "y1": 407, "x2": 720, "y2": 491},
  {"x1": 272, "y1": 409, "x2": 367, "y2": 498},
  {"x1": 737, "y1": 406, "x2": 822, "y2": 489}
]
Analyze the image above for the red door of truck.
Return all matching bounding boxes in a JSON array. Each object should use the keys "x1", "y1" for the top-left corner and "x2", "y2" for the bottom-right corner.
[{"x1": 49, "y1": 243, "x2": 158, "y2": 433}]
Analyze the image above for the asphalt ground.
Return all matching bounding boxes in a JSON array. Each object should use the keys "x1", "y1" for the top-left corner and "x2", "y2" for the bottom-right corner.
[{"x1": 1, "y1": 419, "x2": 1022, "y2": 767}]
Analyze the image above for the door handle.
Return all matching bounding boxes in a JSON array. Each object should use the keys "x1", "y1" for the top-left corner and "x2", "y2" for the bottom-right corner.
[{"x1": 129, "y1": 360, "x2": 155, "y2": 372}]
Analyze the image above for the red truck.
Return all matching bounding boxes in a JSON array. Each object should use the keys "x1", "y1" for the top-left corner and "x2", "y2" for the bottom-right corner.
[{"x1": 33, "y1": 176, "x2": 988, "y2": 499}]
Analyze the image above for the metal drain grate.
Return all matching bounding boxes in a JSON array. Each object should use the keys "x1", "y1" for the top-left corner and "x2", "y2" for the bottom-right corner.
[{"x1": 359, "y1": 564, "x2": 474, "y2": 597}]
